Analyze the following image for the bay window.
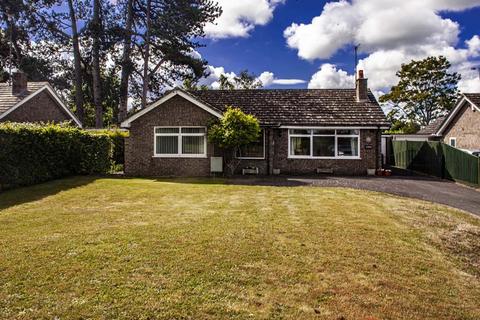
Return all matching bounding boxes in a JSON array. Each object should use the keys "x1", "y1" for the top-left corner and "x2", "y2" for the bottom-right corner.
[
  {"x1": 154, "y1": 127, "x2": 206, "y2": 157},
  {"x1": 288, "y1": 129, "x2": 360, "y2": 159}
]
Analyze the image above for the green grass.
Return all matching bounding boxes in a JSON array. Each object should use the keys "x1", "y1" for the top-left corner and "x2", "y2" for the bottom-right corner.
[{"x1": 1, "y1": 177, "x2": 479, "y2": 319}]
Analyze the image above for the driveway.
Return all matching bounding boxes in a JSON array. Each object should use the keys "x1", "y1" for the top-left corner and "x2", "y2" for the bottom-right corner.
[{"x1": 228, "y1": 175, "x2": 480, "y2": 217}]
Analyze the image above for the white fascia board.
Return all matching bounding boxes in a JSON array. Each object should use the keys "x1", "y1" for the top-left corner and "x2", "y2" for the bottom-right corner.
[
  {"x1": 120, "y1": 90, "x2": 222, "y2": 128},
  {"x1": 436, "y1": 97, "x2": 467, "y2": 136}
]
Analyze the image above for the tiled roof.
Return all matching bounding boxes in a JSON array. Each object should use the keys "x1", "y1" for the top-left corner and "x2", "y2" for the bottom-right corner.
[
  {"x1": 0, "y1": 82, "x2": 49, "y2": 116},
  {"x1": 464, "y1": 93, "x2": 480, "y2": 109},
  {"x1": 417, "y1": 116, "x2": 446, "y2": 135},
  {"x1": 189, "y1": 89, "x2": 389, "y2": 127}
]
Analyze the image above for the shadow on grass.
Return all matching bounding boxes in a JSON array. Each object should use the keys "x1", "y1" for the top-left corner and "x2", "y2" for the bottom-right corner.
[{"x1": 0, "y1": 176, "x2": 98, "y2": 211}]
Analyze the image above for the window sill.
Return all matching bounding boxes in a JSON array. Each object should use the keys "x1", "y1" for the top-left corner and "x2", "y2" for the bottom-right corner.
[
  {"x1": 153, "y1": 155, "x2": 207, "y2": 159},
  {"x1": 287, "y1": 156, "x2": 362, "y2": 160},
  {"x1": 236, "y1": 157, "x2": 266, "y2": 160}
]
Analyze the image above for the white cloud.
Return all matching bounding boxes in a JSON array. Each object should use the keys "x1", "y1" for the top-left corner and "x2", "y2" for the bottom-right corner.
[
  {"x1": 258, "y1": 71, "x2": 306, "y2": 86},
  {"x1": 205, "y1": 0, "x2": 285, "y2": 39},
  {"x1": 287, "y1": 0, "x2": 480, "y2": 92},
  {"x1": 198, "y1": 68, "x2": 305, "y2": 88},
  {"x1": 308, "y1": 64, "x2": 354, "y2": 89}
]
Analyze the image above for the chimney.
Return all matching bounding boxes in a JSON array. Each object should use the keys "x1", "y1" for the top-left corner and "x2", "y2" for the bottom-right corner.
[
  {"x1": 356, "y1": 69, "x2": 368, "y2": 102},
  {"x1": 12, "y1": 71, "x2": 28, "y2": 95}
]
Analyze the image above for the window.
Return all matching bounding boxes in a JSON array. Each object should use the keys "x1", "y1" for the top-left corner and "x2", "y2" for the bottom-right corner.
[
  {"x1": 449, "y1": 137, "x2": 456, "y2": 147},
  {"x1": 288, "y1": 129, "x2": 360, "y2": 159},
  {"x1": 154, "y1": 127, "x2": 206, "y2": 157},
  {"x1": 237, "y1": 130, "x2": 265, "y2": 159}
]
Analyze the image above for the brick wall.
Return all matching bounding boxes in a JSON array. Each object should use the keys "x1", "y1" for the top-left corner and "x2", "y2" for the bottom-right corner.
[
  {"x1": 442, "y1": 101, "x2": 480, "y2": 150},
  {"x1": 125, "y1": 95, "x2": 217, "y2": 177},
  {"x1": 1, "y1": 90, "x2": 76, "y2": 125}
]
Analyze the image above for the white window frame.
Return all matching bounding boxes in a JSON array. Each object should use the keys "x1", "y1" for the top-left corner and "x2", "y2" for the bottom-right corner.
[
  {"x1": 449, "y1": 137, "x2": 457, "y2": 147},
  {"x1": 236, "y1": 130, "x2": 266, "y2": 160},
  {"x1": 288, "y1": 128, "x2": 361, "y2": 159},
  {"x1": 153, "y1": 126, "x2": 207, "y2": 158}
]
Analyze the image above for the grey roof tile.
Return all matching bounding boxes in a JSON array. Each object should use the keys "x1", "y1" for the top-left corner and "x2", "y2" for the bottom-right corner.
[
  {"x1": 0, "y1": 82, "x2": 49, "y2": 116},
  {"x1": 189, "y1": 89, "x2": 389, "y2": 127}
]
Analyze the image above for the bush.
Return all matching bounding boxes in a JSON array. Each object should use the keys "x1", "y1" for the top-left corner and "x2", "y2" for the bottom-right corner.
[
  {"x1": 0, "y1": 123, "x2": 112, "y2": 190},
  {"x1": 88, "y1": 129, "x2": 129, "y2": 166}
]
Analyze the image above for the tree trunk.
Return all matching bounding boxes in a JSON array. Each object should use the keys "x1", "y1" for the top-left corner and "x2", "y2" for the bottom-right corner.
[
  {"x1": 67, "y1": 0, "x2": 85, "y2": 124},
  {"x1": 92, "y1": 0, "x2": 103, "y2": 128},
  {"x1": 141, "y1": 0, "x2": 151, "y2": 109},
  {"x1": 118, "y1": 0, "x2": 134, "y2": 123}
]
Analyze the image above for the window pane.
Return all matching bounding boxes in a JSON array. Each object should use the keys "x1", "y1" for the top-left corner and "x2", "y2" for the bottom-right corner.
[
  {"x1": 289, "y1": 129, "x2": 310, "y2": 135},
  {"x1": 337, "y1": 129, "x2": 359, "y2": 135},
  {"x1": 313, "y1": 136, "x2": 335, "y2": 157},
  {"x1": 238, "y1": 132, "x2": 264, "y2": 158},
  {"x1": 181, "y1": 127, "x2": 205, "y2": 134},
  {"x1": 337, "y1": 137, "x2": 359, "y2": 157},
  {"x1": 312, "y1": 129, "x2": 335, "y2": 135},
  {"x1": 290, "y1": 136, "x2": 310, "y2": 156},
  {"x1": 182, "y1": 136, "x2": 204, "y2": 154},
  {"x1": 155, "y1": 127, "x2": 179, "y2": 134},
  {"x1": 156, "y1": 136, "x2": 178, "y2": 154}
]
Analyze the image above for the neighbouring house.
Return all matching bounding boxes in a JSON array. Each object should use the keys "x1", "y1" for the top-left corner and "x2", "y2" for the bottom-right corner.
[
  {"x1": 0, "y1": 72, "x2": 81, "y2": 127},
  {"x1": 436, "y1": 93, "x2": 480, "y2": 151},
  {"x1": 121, "y1": 71, "x2": 389, "y2": 176},
  {"x1": 388, "y1": 93, "x2": 480, "y2": 151}
]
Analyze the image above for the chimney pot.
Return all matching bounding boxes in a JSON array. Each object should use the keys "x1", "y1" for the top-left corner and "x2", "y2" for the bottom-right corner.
[
  {"x1": 356, "y1": 70, "x2": 368, "y2": 102},
  {"x1": 12, "y1": 72, "x2": 28, "y2": 95}
]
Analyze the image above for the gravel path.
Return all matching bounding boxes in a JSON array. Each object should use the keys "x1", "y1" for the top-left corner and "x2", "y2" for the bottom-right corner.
[{"x1": 228, "y1": 175, "x2": 480, "y2": 217}]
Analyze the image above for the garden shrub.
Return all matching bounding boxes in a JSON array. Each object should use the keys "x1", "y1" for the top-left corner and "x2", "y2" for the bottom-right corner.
[
  {"x1": 0, "y1": 122, "x2": 112, "y2": 190},
  {"x1": 89, "y1": 129, "x2": 129, "y2": 166}
]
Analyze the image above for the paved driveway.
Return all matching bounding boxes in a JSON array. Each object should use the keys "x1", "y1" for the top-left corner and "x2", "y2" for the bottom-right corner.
[{"x1": 229, "y1": 176, "x2": 480, "y2": 217}]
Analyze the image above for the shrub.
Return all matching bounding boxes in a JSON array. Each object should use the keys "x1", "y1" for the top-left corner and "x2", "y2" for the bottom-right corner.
[
  {"x1": 88, "y1": 129, "x2": 129, "y2": 166},
  {"x1": 0, "y1": 123, "x2": 112, "y2": 190}
]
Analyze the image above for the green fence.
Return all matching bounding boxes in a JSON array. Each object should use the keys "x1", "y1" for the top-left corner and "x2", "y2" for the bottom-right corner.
[{"x1": 391, "y1": 140, "x2": 479, "y2": 186}]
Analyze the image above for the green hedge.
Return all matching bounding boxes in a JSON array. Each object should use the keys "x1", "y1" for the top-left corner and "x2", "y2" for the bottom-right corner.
[
  {"x1": 0, "y1": 123, "x2": 112, "y2": 190},
  {"x1": 89, "y1": 129, "x2": 129, "y2": 165}
]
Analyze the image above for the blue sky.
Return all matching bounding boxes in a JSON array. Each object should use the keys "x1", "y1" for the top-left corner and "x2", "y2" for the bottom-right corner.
[{"x1": 196, "y1": 0, "x2": 480, "y2": 93}]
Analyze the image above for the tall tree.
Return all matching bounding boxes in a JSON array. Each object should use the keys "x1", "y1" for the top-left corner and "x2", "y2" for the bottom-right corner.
[
  {"x1": 91, "y1": 0, "x2": 103, "y2": 128},
  {"x1": 118, "y1": 0, "x2": 134, "y2": 122},
  {"x1": 380, "y1": 56, "x2": 461, "y2": 126},
  {"x1": 124, "y1": 0, "x2": 221, "y2": 109},
  {"x1": 66, "y1": 0, "x2": 85, "y2": 123}
]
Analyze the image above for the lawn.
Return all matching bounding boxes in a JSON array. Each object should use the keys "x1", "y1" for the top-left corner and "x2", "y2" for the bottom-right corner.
[{"x1": 0, "y1": 177, "x2": 479, "y2": 319}]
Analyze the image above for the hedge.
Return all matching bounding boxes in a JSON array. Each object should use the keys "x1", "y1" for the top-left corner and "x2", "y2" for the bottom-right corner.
[
  {"x1": 88, "y1": 129, "x2": 129, "y2": 166},
  {"x1": 0, "y1": 123, "x2": 112, "y2": 190}
]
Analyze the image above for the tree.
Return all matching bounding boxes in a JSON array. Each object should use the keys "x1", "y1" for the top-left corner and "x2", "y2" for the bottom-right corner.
[
  {"x1": 90, "y1": 0, "x2": 103, "y2": 128},
  {"x1": 379, "y1": 56, "x2": 461, "y2": 126},
  {"x1": 218, "y1": 70, "x2": 263, "y2": 90},
  {"x1": 383, "y1": 109, "x2": 420, "y2": 134},
  {"x1": 208, "y1": 107, "x2": 260, "y2": 175},
  {"x1": 117, "y1": 0, "x2": 221, "y2": 114}
]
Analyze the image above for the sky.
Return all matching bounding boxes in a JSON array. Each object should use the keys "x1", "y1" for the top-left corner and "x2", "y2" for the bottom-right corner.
[{"x1": 195, "y1": 0, "x2": 480, "y2": 95}]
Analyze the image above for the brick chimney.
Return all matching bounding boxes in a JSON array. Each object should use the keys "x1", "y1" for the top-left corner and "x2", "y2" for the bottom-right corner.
[
  {"x1": 356, "y1": 70, "x2": 368, "y2": 102},
  {"x1": 12, "y1": 71, "x2": 28, "y2": 95}
]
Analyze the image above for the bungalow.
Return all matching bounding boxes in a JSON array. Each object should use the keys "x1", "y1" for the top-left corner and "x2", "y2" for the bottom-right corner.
[
  {"x1": 121, "y1": 71, "x2": 389, "y2": 176},
  {"x1": 398, "y1": 93, "x2": 480, "y2": 151},
  {"x1": 0, "y1": 72, "x2": 81, "y2": 127}
]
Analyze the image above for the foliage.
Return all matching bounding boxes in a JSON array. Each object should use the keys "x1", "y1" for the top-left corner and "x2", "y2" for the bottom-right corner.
[
  {"x1": 219, "y1": 69, "x2": 263, "y2": 90},
  {"x1": 89, "y1": 129, "x2": 129, "y2": 166},
  {"x1": 380, "y1": 56, "x2": 461, "y2": 126},
  {"x1": 383, "y1": 109, "x2": 420, "y2": 134},
  {"x1": 208, "y1": 107, "x2": 260, "y2": 174},
  {"x1": 182, "y1": 77, "x2": 209, "y2": 91},
  {"x1": 0, "y1": 122, "x2": 112, "y2": 190}
]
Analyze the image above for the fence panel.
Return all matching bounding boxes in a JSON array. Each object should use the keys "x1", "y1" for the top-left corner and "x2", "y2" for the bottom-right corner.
[{"x1": 391, "y1": 140, "x2": 479, "y2": 186}]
